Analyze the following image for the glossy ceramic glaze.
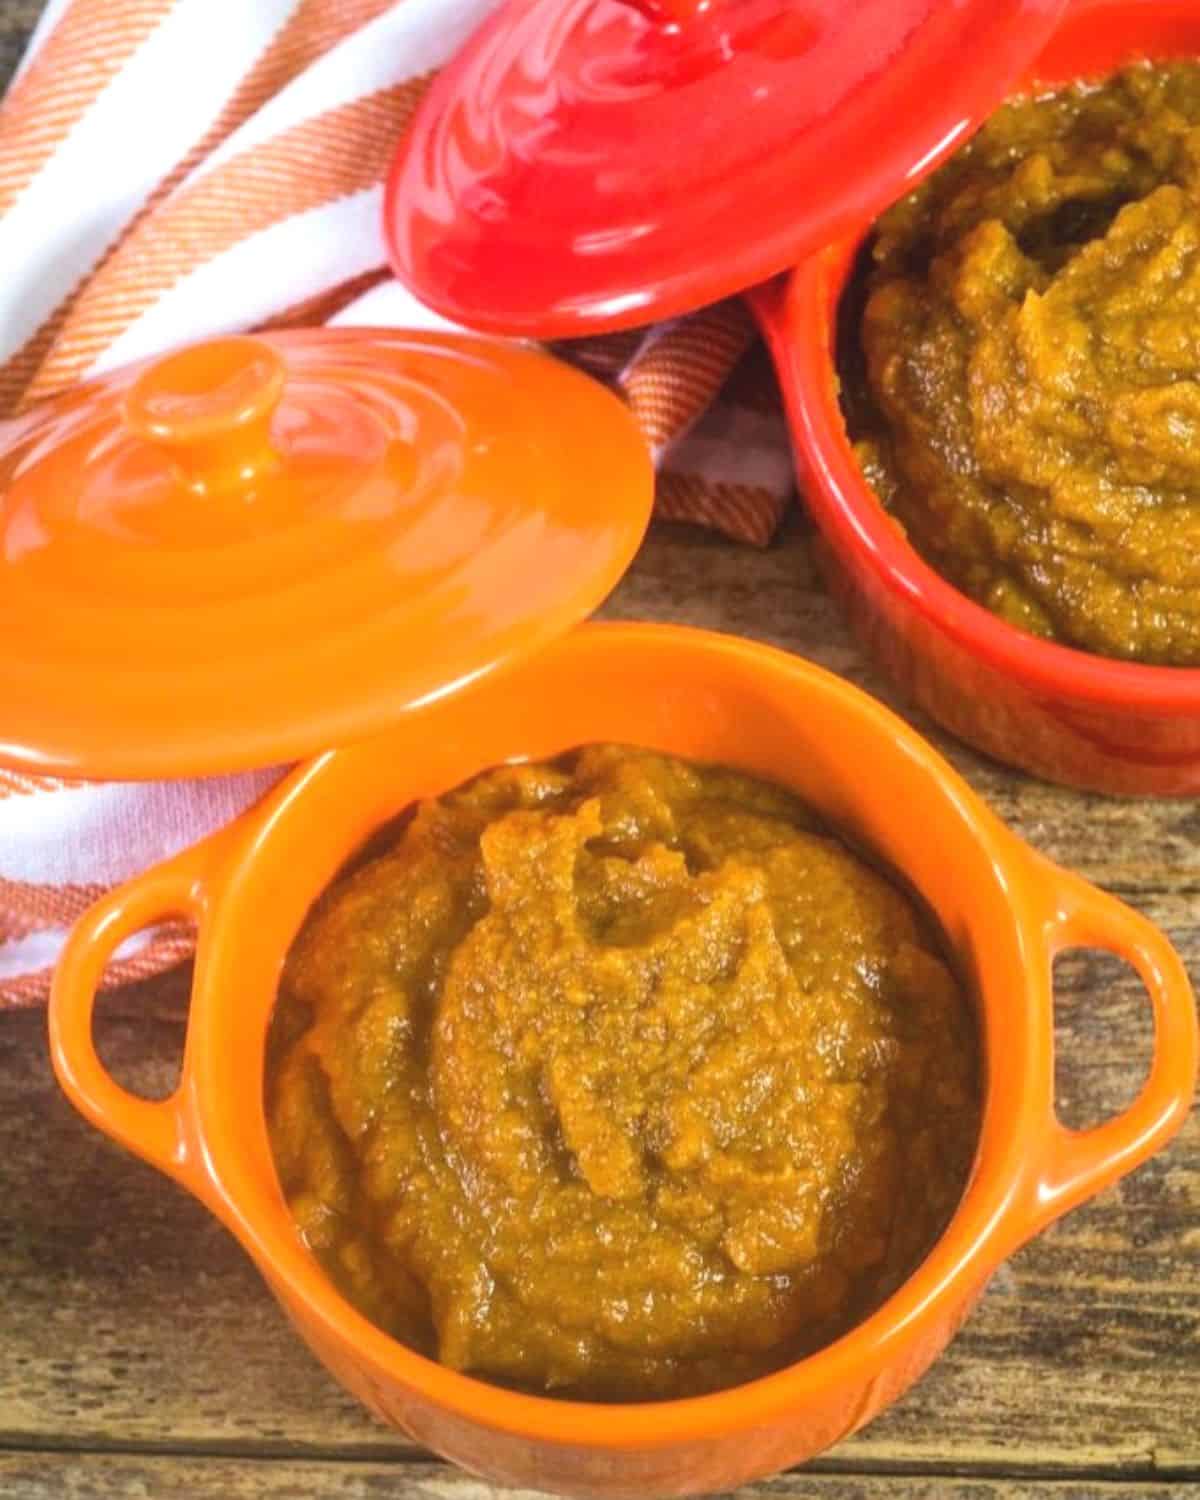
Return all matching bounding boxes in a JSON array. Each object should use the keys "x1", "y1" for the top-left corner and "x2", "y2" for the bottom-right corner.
[
  {"x1": 49, "y1": 626, "x2": 1197, "y2": 1499},
  {"x1": 758, "y1": 0, "x2": 1200, "y2": 795},
  {"x1": 0, "y1": 331, "x2": 652, "y2": 779},
  {"x1": 383, "y1": 0, "x2": 1067, "y2": 336}
]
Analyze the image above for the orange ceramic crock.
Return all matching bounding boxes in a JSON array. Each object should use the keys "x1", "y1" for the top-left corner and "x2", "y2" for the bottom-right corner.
[
  {"x1": 49, "y1": 624, "x2": 1198, "y2": 1499},
  {"x1": 756, "y1": 0, "x2": 1200, "y2": 797}
]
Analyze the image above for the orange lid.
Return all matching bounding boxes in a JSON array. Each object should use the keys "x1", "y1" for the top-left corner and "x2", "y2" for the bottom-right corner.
[{"x1": 0, "y1": 330, "x2": 653, "y2": 779}]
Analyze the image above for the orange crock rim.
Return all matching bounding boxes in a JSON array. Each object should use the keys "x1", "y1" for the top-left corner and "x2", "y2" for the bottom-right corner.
[{"x1": 192, "y1": 623, "x2": 1046, "y2": 1454}]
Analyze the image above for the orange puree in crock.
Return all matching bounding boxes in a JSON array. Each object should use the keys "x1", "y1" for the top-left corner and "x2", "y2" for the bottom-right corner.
[
  {"x1": 853, "y1": 62, "x2": 1200, "y2": 664},
  {"x1": 266, "y1": 746, "x2": 979, "y2": 1400}
]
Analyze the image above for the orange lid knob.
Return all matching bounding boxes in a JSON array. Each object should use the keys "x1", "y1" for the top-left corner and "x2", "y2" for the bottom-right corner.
[{"x1": 125, "y1": 336, "x2": 284, "y2": 497}]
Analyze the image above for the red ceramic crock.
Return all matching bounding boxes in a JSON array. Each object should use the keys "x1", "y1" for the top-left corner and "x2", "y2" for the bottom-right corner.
[
  {"x1": 754, "y1": 0, "x2": 1200, "y2": 796},
  {"x1": 49, "y1": 625, "x2": 1198, "y2": 1499}
]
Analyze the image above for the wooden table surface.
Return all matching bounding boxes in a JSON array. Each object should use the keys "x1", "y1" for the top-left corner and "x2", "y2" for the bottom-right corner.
[{"x1": 1, "y1": 8, "x2": 1197, "y2": 1498}]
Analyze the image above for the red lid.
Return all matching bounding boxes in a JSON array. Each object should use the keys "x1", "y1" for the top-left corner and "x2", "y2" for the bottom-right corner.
[
  {"x1": 385, "y1": 0, "x2": 1070, "y2": 338},
  {"x1": 0, "y1": 330, "x2": 652, "y2": 779}
]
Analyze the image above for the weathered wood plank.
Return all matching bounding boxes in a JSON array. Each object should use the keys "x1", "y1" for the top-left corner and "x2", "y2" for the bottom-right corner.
[
  {"x1": 0, "y1": 0, "x2": 39, "y2": 91},
  {"x1": 2, "y1": 1454, "x2": 1197, "y2": 1500}
]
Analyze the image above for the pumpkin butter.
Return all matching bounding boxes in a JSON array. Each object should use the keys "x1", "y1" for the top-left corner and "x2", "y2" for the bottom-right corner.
[
  {"x1": 852, "y1": 62, "x2": 1200, "y2": 664},
  {"x1": 266, "y1": 746, "x2": 979, "y2": 1401}
]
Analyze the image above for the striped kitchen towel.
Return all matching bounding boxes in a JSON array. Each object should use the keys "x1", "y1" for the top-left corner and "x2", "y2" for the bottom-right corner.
[{"x1": 0, "y1": 0, "x2": 796, "y2": 1007}]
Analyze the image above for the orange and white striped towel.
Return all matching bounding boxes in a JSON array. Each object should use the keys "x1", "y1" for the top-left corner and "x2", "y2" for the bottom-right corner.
[{"x1": 0, "y1": 0, "x2": 796, "y2": 1008}]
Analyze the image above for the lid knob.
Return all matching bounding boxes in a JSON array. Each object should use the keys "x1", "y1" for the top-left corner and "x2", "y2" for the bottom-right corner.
[
  {"x1": 634, "y1": 0, "x2": 714, "y2": 24},
  {"x1": 125, "y1": 336, "x2": 284, "y2": 497}
]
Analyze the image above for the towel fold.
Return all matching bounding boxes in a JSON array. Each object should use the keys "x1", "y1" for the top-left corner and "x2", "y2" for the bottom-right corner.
[{"x1": 0, "y1": 0, "x2": 796, "y2": 1006}]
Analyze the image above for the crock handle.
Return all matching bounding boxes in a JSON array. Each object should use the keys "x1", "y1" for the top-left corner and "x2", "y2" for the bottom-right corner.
[
  {"x1": 47, "y1": 841, "x2": 218, "y2": 1196},
  {"x1": 1021, "y1": 857, "x2": 1197, "y2": 1239}
]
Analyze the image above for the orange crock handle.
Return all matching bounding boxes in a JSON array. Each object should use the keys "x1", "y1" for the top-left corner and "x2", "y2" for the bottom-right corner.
[
  {"x1": 47, "y1": 840, "x2": 219, "y2": 1199},
  {"x1": 1017, "y1": 854, "x2": 1197, "y2": 1242}
]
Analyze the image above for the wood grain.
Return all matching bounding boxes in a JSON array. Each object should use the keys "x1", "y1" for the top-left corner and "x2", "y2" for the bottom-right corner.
[
  {"x1": 2, "y1": 1455, "x2": 1198, "y2": 1500},
  {"x1": 0, "y1": 0, "x2": 39, "y2": 90}
]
